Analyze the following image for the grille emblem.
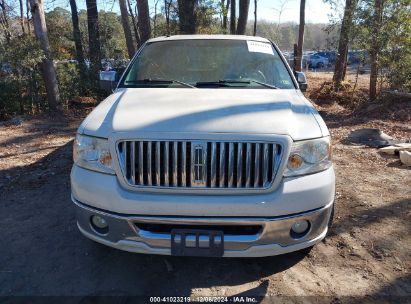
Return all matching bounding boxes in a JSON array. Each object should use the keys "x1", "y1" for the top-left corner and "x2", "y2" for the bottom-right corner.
[{"x1": 192, "y1": 143, "x2": 207, "y2": 186}]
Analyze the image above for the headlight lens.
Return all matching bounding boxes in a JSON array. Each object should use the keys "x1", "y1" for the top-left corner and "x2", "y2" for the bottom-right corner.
[
  {"x1": 73, "y1": 134, "x2": 114, "y2": 174},
  {"x1": 283, "y1": 137, "x2": 332, "y2": 177}
]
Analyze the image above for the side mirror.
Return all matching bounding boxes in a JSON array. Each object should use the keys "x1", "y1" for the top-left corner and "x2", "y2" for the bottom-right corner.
[
  {"x1": 99, "y1": 70, "x2": 118, "y2": 92},
  {"x1": 295, "y1": 71, "x2": 308, "y2": 92}
]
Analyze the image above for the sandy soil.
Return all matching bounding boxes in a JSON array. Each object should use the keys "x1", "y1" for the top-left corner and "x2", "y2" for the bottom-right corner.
[{"x1": 0, "y1": 75, "x2": 410, "y2": 301}]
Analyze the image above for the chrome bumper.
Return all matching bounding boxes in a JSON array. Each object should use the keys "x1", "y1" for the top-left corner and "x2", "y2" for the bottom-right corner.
[{"x1": 73, "y1": 198, "x2": 333, "y2": 257}]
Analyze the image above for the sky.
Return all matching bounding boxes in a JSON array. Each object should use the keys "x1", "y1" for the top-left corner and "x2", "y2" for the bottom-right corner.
[
  {"x1": 52, "y1": 0, "x2": 340, "y2": 25},
  {"x1": 257, "y1": 0, "x2": 338, "y2": 24}
]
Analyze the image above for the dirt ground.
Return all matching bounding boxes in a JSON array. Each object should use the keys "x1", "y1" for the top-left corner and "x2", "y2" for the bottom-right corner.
[{"x1": 0, "y1": 73, "x2": 410, "y2": 301}]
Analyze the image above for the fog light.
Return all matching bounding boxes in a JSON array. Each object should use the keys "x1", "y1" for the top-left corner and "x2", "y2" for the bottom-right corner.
[
  {"x1": 290, "y1": 220, "x2": 310, "y2": 238},
  {"x1": 91, "y1": 215, "x2": 108, "y2": 228},
  {"x1": 90, "y1": 215, "x2": 109, "y2": 234}
]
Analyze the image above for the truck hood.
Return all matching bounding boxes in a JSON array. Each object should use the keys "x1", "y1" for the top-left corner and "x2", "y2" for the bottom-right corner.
[{"x1": 79, "y1": 88, "x2": 325, "y2": 140}]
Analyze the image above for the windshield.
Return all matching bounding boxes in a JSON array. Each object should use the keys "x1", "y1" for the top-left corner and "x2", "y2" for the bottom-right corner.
[{"x1": 120, "y1": 39, "x2": 295, "y2": 89}]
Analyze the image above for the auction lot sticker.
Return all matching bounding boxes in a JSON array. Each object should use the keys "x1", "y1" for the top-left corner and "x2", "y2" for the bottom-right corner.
[{"x1": 247, "y1": 41, "x2": 274, "y2": 55}]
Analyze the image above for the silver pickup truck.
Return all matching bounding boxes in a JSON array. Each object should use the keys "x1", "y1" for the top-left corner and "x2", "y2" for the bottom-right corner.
[{"x1": 71, "y1": 35, "x2": 335, "y2": 257}]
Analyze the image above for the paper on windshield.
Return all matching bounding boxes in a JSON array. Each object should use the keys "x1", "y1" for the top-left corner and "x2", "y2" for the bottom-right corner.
[{"x1": 246, "y1": 41, "x2": 274, "y2": 55}]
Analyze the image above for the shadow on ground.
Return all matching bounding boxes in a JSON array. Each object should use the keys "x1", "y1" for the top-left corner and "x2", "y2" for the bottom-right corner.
[{"x1": 0, "y1": 142, "x2": 307, "y2": 296}]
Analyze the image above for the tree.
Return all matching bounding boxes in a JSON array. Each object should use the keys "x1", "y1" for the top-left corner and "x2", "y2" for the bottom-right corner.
[
  {"x1": 253, "y1": 0, "x2": 257, "y2": 36},
  {"x1": 222, "y1": 0, "x2": 230, "y2": 31},
  {"x1": 29, "y1": 0, "x2": 61, "y2": 111},
  {"x1": 272, "y1": 0, "x2": 289, "y2": 36},
  {"x1": 69, "y1": 0, "x2": 88, "y2": 87},
  {"x1": 0, "y1": 0, "x2": 11, "y2": 42},
  {"x1": 19, "y1": 0, "x2": 25, "y2": 34},
  {"x1": 26, "y1": 0, "x2": 31, "y2": 33},
  {"x1": 377, "y1": 0, "x2": 411, "y2": 92},
  {"x1": 177, "y1": 0, "x2": 197, "y2": 34},
  {"x1": 295, "y1": 0, "x2": 305, "y2": 72},
  {"x1": 236, "y1": 0, "x2": 249, "y2": 34},
  {"x1": 333, "y1": 0, "x2": 356, "y2": 89},
  {"x1": 119, "y1": 0, "x2": 135, "y2": 58},
  {"x1": 355, "y1": 0, "x2": 410, "y2": 95},
  {"x1": 369, "y1": 0, "x2": 382, "y2": 100},
  {"x1": 153, "y1": 0, "x2": 161, "y2": 36},
  {"x1": 136, "y1": 0, "x2": 151, "y2": 44},
  {"x1": 46, "y1": 8, "x2": 74, "y2": 59},
  {"x1": 86, "y1": 0, "x2": 101, "y2": 86},
  {"x1": 127, "y1": 0, "x2": 140, "y2": 48},
  {"x1": 164, "y1": 0, "x2": 173, "y2": 36},
  {"x1": 230, "y1": 0, "x2": 236, "y2": 34}
]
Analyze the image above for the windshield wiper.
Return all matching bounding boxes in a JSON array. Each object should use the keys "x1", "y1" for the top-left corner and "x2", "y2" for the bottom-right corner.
[
  {"x1": 195, "y1": 79, "x2": 278, "y2": 89},
  {"x1": 124, "y1": 78, "x2": 196, "y2": 88},
  {"x1": 247, "y1": 79, "x2": 278, "y2": 89}
]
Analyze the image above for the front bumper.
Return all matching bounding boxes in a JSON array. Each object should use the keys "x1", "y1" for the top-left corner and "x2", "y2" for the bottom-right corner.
[
  {"x1": 73, "y1": 198, "x2": 333, "y2": 257},
  {"x1": 71, "y1": 165, "x2": 335, "y2": 217}
]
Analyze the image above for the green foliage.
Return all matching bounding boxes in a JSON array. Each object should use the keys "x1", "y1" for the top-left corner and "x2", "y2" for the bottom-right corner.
[
  {"x1": 152, "y1": 14, "x2": 180, "y2": 36},
  {"x1": 56, "y1": 62, "x2": 81, "y2": 109},
  {"x1": 383, "y1": 48, "x2": 411, "y2": 92},
  {"x1": 379, "y1": 0, "x2": 411, "y2": 92},
  {"x1": 46, "y1": 8, "x2": 75, "y2": 60},
  {"x1": 0, "y1": 35, "x2": 45, "y2": 119},
  {"x1": 0, "y1": 35, "x2": 44, "y2": 71},
  {"x1": 1, "y1": 0, "x2": 409, "y2": 119},
  {"x1": 98, "y1": 11, "x2": 128, "y2": 59},
  {"x1": 0, "y1": 75, "x2": 22, "y2": 119},
  {"x1": 77, "y1": 9, "x2": 128, "y2": 60},
  {"x1": 354, "y1": 0, "x2": 411, "y2": 92},
  {"x1": 196, "y1": 0, "x2": 222, "y2": 34}
]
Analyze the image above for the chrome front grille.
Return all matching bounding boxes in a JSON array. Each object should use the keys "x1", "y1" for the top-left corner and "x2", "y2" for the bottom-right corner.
[{"x1": 117, "y1": 140, "x2": 282, "y2": 190}]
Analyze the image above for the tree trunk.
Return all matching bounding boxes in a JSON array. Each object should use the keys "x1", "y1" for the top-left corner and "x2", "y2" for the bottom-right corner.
[
  {"x1": 29, "y1": 0, "x2": 61, "y2": 111},
  {"x1": 119, "y1": 0, "x2": 135, "y2": 58},
  {"x1": 369, "y1": 0, "x2": 382, "y2": 100},
  {"x1": 165, "y1": 0, "x2": 172, "y2": 36},
  {"x1": 26, "y1": 0, "x2": 31, "y2": 33},
  {"x1": 69, "y1": 0, "x2": 88, "y2": 87},
  {"x1": 295, "y1": 0, "x2": 305, "y2": 72},
  {"x1": 136, "y1": 0, "x2": 151, "y2": 44},
  {"x1": 333, "y1": 0, "x2": 355, "y2": 89},
  {"x1": 19, "y1": 0, "x2": 25, "y2": 34},
  {"x1": 86, "y1": 0, "x2": 101, "y2": 86},
  {"x1": 222, "y1": 0, "x2": 230, "y2": 30},
  {"x1": 127, "y1": 0, "x2": 140, "y2": 48},
  {"x1": 230, "y1": 0, "x2": 236, "y2": 34},
  {"x1": 253, "y1": 0, "x2": 257, "y2": 36},
  {"x1": 177, "y1": 0, "x2": 196, "y2": 34},
  {"x1": 0, "y1": 0, "x2": 11, "y2": 42},
  {"x1": 236, "y1": 0, "x2": 250, "y2": 35},
  {"x1": 153, "y1": 1, "x2": 157, "y2": 36}
]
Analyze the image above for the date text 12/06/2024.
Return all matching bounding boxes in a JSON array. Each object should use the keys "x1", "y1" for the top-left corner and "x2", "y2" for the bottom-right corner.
[{"x1": 149, "y1": 296, "x2": 258, "y2": 303}]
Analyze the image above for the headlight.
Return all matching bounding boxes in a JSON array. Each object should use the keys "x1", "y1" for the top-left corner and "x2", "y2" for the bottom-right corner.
[
  {"x1": 283, "y1": 137, "x2": 332, "y2": 177},
  {"x1": 73, "y1": 134, "x2": 114, "y2": 174}
]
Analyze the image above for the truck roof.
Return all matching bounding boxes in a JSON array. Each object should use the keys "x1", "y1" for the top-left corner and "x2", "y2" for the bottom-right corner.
[{"x1": 147, "y1": 34, "x2": 271, "y2": 44}]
